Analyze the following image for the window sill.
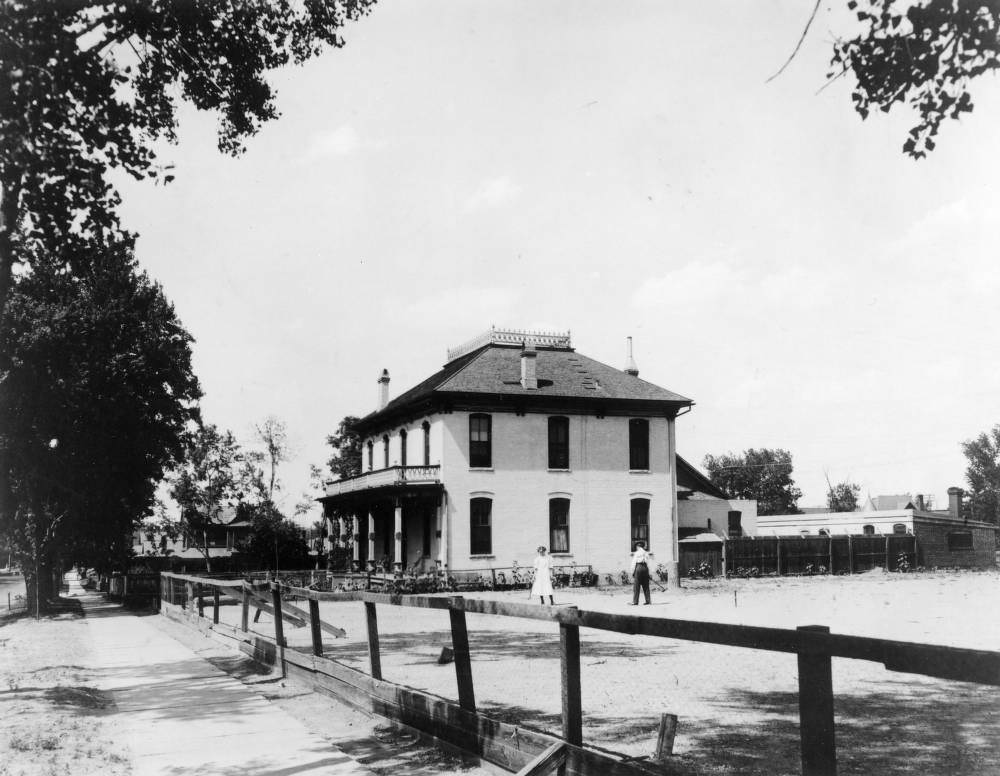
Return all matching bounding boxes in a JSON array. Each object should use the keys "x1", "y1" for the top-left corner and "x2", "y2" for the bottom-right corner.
[
  {"x1": 550, "y1": 553, "x2": 573, "y2": 558},
  {"x1": 629, "y1": 469, "x2": 651, "y2": 474},
  {"x1": 469, "y1": 467, "x2": 495, "y2": 472},
  {"x1": 469, "y1": 554, "x2": 495, "y2": 559},
  {"x1": 547, "y1": 468, "x2": 571, "y2": 473}
]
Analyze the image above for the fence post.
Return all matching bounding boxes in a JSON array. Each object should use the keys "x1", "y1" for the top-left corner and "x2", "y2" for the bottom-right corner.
[
  {"x1": 212, "y1": 586, "x2": 220, "y2": 624},
  {"x1": 449, "y1": 600, "x2": 476, "y2": 712},
  {"x1": 884, "y1": 535, "x2": 890, "y2": 570},
  {"x1": 240, "y1": 582, "x2": 250, "y2": 632},
  {"x1": 776, "y1": 537, "x2": 782, "y2": 576},
  {"x1": 272, "y1": 583, "x2": 286, "y2": 677},
  {"x1": 560, "y1": 607, "x2": 583, "y2": 746},
  {"x1": 197, "y1": 584, "x2": 204, "y2": 618},
  {"x1": 797, "y1": 625, "x2": 836, "y2": 776},
  {"x1": 185, "y1": 582, "x2": 193, "y2": 611},
  {"x1": 828, "y1": 537, "x2": 834, "y2": 574},
  {"x1": 847, "y1": 535, "x2": 853, "y2": 574},
  {"x1": 365, "y1": 601, "x2": 382, "y2": 680},
  {"x1": 309, "y1": 598, "x2": 324, "y2": 657}
]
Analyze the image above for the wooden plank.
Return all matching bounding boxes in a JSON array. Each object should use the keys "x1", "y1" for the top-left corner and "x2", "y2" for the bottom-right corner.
[
  {"x1": 309, "y1": 598, "x2": 324, "y2": 657},
  {"x1": 365, "y1": 601, "x2": 382, "y2": 680},
  {"x1": 797, "y1": 625, "x2": 836, "y2": 776},
  {"x1": 653, "y1": 714, "x2": 677, "y2": 761},
  {"x1": 212, "y1": 587, "x2": 220, "y2": 624},
  {"x1": 516, "y1": 743, "x2": 565, "y2": 776},
  {"x1": 449, "y1": 607, "x2": 477, "y2": 712},
  {"x1": 241, "y1": 585, "x2": 250, "y2": 632},
  {"x1": 560, "y1": 615, "x2": 582, "y2": 746},
  {"x1": 272, "y1": 585, "x2": 286, "y2": 677},
  {"x1": 160, "y1": 572, "x2": 245, "y2": 588}
]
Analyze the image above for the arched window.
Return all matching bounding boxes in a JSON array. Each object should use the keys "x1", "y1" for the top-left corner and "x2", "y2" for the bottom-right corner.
[
  {"x1": 892, "y1": 523, "x2": 907, "y2": 535},
  {"x1": 382, "y1": 435, "x2": 389, "y2": 469},
  {"x1": 548, "y1": 416, "x2": 569, "y2": 469},
  {"x1": 629, "y1": 419, "x2": 649, "y2": 470},
  {"x1": 549, "y1": 498, "x2": 570, "y2": 552},
  {"x1": 422, "y1": 421, "x2": 431, "y2": 466},
  {"x1": 862, "y1": 524, "x2": 875, "y2": 536},
  {"x1": 469, "y1": 414, "x2": 492, "y2": 468},
  {"x1": 399, "y1": 429, "x2": 407, "y2": 467},
  {"x1": 367, "y1": 440, "x2": 373, "y2": 471},
  {"x1": 630, "y1": 498, "x2": 650, "y2": 551},
  {"x1": 470, "y1": 497, "x2": 492, "y2": 555}
]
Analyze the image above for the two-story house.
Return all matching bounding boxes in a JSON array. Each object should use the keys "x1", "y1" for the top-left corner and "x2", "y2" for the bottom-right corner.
[{"x1": 319, "y1": 328, "x2": 693, "y2": 579}]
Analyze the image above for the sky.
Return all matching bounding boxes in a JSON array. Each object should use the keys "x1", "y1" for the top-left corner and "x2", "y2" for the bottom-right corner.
[{"x1": 113, "y1": 1, "x2": 1000, "y2": 522}]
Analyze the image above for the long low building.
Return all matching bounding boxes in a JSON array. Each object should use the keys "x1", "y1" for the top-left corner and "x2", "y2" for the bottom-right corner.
[{"x1": 756, "y1": 487, "x2": 996, "y2": 569}]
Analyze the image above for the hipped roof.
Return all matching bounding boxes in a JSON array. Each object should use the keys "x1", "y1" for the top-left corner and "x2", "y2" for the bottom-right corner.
[{"x1": 357, "y1": 343, "x2": 692, "y2": 432}]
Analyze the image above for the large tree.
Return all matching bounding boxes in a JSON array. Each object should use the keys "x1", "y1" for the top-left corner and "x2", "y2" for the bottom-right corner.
[
  {"x1": 168, "y1": 424, "x2": 242, "y2": 572},
  {"x1": 0, "y1": 0, "x2": 376, "y2": 313},
  {"x1": 829, "y1": 0, "x2": 1000, "y2": 158},
  {"x1": 1, "y1": 239, "x2": 200, "y2": 611},
  {"x1": 703, "y1": 448, "x2": 803, "y2": 516},
  {"x1": 961, "y1": 424, "x2": 1000, "y2": 524},
  {"x1": 826, "y1": 479, "x2": 861, "y2": 513},
  {"x1": 326, "y1": 415, "x2": 362, "y2": 480}
]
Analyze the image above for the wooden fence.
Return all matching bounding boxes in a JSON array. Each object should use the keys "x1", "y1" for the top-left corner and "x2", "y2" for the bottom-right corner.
[
  {"x1": 725, "y1": 535, "x2": 918, "y2": 576},
  {"x1": 159, "y1": 571, "x2": 1000, "y2": 776}
]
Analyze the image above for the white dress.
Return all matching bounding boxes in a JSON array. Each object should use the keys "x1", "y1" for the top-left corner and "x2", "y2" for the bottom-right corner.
[{"x1": 531, "y1": 554, "x2": 554, "y2": 597}]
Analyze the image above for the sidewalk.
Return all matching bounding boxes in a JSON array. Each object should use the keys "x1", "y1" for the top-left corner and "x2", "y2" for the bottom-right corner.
[{"x1": 69, "y1": 576, "x2": 374, "y2": 776}]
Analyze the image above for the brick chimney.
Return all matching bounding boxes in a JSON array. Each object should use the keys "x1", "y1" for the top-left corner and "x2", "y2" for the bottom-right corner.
[
  {"x1": 520, "y1": 343, "x2": 538, "y2": 390},
  {"x1": 947, "y1": 486, "x2": 963, "y2": 519},
  {"x1": 377, "y1": 368, "x2": 390, "y2": 410},
  {"x1": 624, "y1": 336, "x2": 639, "y2": 377},
  {"x1": 915, "y1": 494, "x2": 925, "y2": 511}
]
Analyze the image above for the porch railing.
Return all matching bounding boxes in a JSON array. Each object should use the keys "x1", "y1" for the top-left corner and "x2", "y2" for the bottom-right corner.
[{"x1": 323, "y1": 465, "x2": 441, "y2": 497}]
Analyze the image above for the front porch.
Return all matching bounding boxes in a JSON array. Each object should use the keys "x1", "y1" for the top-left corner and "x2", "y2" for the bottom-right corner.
[{"x1": 320, "y1": 466, "x2": 447, "y2": 573}]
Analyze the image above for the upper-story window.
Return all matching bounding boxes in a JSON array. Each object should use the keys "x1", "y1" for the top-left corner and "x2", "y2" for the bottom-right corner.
[
  {"x1": 629, "y1": 419, "x2": 649, "y2": 470},
  {"x1": 399, "y1": 429, "x2": 408, "y2": 467},
  {"x1": 422, "y1": 421, "x2": 431, "y2": 466},
  {"x1": 548, "y1": 416, "x2": 569, "y2": 469},
  {"x1": 367, "y1": 440, "x2": 373, "y2": 471},
  {"x1": 470, "y1": 497, "x2": 492, "y2": 555},
  {"x1": 549, "y1": 498, "x2": 570, "y2": 552},
  {"x1": 382, "y1": 435, "x2": 389, "y2": 469},
  {"x1": 469, "y1": 414, "x2": 492, "y2": 468}
]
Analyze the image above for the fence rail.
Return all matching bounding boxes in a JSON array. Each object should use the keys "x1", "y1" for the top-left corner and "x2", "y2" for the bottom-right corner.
[{"x1": 159, "y1": 571, "x2": 1000, "y2": 776}]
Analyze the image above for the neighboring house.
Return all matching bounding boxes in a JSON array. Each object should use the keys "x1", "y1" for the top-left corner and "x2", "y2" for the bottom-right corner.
[
  {"x1": 676, "y1": 455, "x2": 758, "y2": 539},
  {"x1": 133, "y1": 505, "x2": 253, "y2": 567},
  {"x1": 756, "y1": 487, "x2": 996, "y2": 568},
  {"x1": 318, "y1": 328, "x2": 693, "y2": 575}
]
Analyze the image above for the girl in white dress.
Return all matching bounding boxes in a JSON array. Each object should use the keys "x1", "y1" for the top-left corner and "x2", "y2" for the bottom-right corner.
[{"x1": 531, "y1": 545, "x2": 555, "y2": 605}]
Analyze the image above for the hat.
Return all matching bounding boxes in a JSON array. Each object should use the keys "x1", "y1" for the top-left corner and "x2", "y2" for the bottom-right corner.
[{"x1": 537, "y1": 545, "x2": 547, "y2": 552}]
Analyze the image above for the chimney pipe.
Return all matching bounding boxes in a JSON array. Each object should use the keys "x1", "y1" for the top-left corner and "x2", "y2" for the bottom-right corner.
[
  {"x1": 624, "y1": 336, "x2": 639, "y2": 377},
  {"x1": 520, "y1": 343, "x2": 538, "y2": 390},
  {"x1": 377, "y1": 368, "x2": 390, "y2": 410},
  {"x1": 915, "y1": 494, "x2": 924, "y2": 511},
  {"x1": 947, "y1": 486, "x2": 963, "y2": 519}
]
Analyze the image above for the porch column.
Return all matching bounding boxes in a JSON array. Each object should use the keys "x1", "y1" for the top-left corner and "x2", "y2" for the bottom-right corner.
[
  {"x1": 367, "y1": 509, "x2": 376, "y2": 573},
  {"x1": 393, "y1": 498, "x2": 403, "y2": 572},
  {"x1": 437, "y1": 492, "x2": 448, "y2": 571},
  {"x1": 352, "y1": 513, "x2": 361, "y2": 572},
  {"x1": 666, "y1": 415, "x2": 680, "y2": 589}
]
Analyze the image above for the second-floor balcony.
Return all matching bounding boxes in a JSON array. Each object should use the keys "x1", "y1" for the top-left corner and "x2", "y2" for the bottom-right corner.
[{"x1": 323, "y1": 465, "x2": 442, "y2": 499}]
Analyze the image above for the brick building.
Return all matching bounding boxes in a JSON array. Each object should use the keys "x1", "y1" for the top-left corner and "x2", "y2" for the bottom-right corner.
[{"x1": 319, "y1": 328, "x2": 693, "y2": 578}]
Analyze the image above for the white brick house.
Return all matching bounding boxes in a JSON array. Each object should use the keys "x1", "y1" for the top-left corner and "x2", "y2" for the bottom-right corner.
[{"x1": 319, "y1": 328, "x2": 693, "y2": 578}]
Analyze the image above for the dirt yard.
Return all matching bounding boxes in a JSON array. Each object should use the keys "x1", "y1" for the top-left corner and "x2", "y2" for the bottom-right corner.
[
  {"x1": 0, "y1": 594, "x2": 130, "y2": 776},
  {"x1": 224, "y1": 569, "x2": 1000, "y2": 776}
]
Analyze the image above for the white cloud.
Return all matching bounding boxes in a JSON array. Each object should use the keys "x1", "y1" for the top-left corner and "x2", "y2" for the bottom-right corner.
[
  {"x1": 464, "y1": 176, "x2": 522, "y2": 211},
  {"x1": 306, "y1": 126, "x2": 361, "y2": 158}
]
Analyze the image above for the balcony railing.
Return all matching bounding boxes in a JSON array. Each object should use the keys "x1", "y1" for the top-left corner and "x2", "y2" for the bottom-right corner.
[{"x1": 323, "y1": 465, "x2": 441, "y2": 498}]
